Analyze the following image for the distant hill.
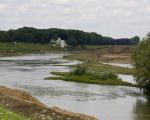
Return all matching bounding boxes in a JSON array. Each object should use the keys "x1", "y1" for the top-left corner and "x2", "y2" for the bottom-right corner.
[{"x1": 0, "y1": 27, "x2": 140, "y2": 46}]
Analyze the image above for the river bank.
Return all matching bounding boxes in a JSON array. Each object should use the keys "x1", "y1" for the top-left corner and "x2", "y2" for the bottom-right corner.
[
  {"x1": 0, "y1": 86, "x2": 97, "y2": 120},
  {"x1": 0, "y1": 42, "x2": 66, "y2": 57},
  {"x1": 0, "y1": 43, "x2": 134, "y2": 57}
]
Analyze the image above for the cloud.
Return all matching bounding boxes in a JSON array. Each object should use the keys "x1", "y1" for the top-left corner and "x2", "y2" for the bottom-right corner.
[
  {"x1": 0, "y1": 3, "x2": 9, "y2": 12},
  {"x1": 0, "y1": 0, "x2": 150, "y2": 38}
]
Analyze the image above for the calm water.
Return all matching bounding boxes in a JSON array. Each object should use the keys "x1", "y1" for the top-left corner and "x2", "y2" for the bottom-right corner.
[
  {"x1": 103, "y1": 62, "x2": 135, "y2": 84},
  {"x1": 0, "y1": 53, "x2": 149, "y2": 120},
  {"x1": 103, "y1": 63, "x2": 133, "y2": 69}
]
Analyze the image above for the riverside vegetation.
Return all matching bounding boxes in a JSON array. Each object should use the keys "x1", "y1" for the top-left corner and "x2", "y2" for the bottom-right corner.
[{"x1": 46, "y1": 64, "x2": 132, "y2": 86}]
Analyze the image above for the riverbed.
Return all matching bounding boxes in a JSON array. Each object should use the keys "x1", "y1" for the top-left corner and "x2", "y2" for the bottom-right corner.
[{"x1": 0, "y1": 53, "x2": 149, "y2": 120}]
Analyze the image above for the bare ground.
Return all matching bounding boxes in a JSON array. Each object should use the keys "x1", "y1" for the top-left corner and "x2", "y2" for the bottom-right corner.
[
  {"x1": 100, "y1": 53, "x2": 132, "y2": 64},
  {"x1": 71, "y1": 46, "x2": 133, "y2": 64},
  {"x1": 0, "y1": 86, "x2": 98, "y2": 120}
]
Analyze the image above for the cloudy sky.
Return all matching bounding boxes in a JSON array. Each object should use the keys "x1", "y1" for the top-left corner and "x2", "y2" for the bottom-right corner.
[{"x1": 0, "y1": 0, "x2": 150, "y2": 38}]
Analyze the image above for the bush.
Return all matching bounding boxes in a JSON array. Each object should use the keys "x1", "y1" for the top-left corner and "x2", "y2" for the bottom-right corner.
[
  {"x1": 133, "y1": 33, "x2": 150, "y2": 94},
  {"x1": 73, "y1": 64, "x2": 87, "y2": 75},
  {"x1": 93, "y1": 71, "x2": 118, "y2": 80}
]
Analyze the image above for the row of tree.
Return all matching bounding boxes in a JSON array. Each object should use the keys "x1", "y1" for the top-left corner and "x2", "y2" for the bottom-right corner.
[{"x1": 0, "y1": 27, "x2": 140, "y2": 46}]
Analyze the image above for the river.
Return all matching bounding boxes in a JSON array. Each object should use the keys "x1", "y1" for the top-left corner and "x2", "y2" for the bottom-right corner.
[{"x1": 0, "y1": 53, "x2": 150, "y2": 120}]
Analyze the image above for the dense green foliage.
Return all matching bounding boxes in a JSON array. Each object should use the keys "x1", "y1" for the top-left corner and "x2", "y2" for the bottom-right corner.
[
  {"x1": 0, "y1": 27, "x2": 140, "y2": 46},
  {"x1": 133, "y1": 33, "x2": 150, "y2": 93}
]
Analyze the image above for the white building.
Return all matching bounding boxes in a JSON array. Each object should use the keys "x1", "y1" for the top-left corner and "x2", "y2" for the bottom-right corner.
[{"x1": 51, "y1": 38, "x2": 67, "y2": 48}]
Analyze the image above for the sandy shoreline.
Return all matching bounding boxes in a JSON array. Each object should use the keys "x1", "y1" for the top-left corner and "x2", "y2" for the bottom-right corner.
[{"x1": 0, "y1": 86, "x2": 98, "y2": 120}]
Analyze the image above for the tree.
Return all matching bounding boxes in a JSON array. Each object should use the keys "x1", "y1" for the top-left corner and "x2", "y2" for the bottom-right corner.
[
  {"x1": 133, "y1": 33, "x2": 150, "y2": 93},
  {"x1": 0, "y1": 27, "x2": 140, "y2": 46},
  {"x1": 131, "y1": 36, "x2": 140, "y2": 45}
]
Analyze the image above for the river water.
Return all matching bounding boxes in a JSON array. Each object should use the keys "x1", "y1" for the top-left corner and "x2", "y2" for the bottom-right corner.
[
  {"x1": 0, "y1": 53, "x2": 150, "y2": 120},
  {"x1": 102, "y1": 63, "x2": 136, "y2": 84},
  {"x1": 102, "y1": 63, "x2": 133, "y2": 69}
]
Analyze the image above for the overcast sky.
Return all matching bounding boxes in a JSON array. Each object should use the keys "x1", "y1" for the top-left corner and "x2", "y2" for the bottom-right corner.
[{"x1": 0, "y1": 0, "x2": 150, "y2": 38}]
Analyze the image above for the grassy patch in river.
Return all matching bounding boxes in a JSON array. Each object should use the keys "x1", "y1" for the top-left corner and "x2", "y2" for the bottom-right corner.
[
  {"x1": 64, "y1": 54, "x2": 134, "y2": 75},
  {"x1": 47, "y1": 46, "x2": 135, "y2": 86},
  {"x1": 46, "y1": 71, "x2": 133, "y2": 86}
]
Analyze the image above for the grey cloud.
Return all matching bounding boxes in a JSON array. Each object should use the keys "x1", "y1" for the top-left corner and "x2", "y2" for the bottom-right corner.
[{"x1": 0, "y1": 0, "x2": 150, "y2": 38}]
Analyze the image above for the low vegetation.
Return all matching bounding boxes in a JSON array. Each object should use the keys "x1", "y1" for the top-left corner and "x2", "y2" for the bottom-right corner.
[
  {"x1": 92, "y1": 71, "x2": 118, "y2": 80},
  {"x1": 0, "y1": 42, "x2": 65, "y2": 56},
  {"x1": 46, "y1": 45, "x2": 135, "y2": 86},
  {"x1": 0, "y1": 106, "x2": 27, "y2": 120},
  {"x1": 46, "y1": 71, "x2": 132, "y2": 86},
  {"x1": 65, "y1": 52, "x2": 134, "y2": 75},
  {"x1": 73, "y1": 64, "x2": 87, "y2": 75},
  {"x1": 46, "y1": 64, "x2": 133, "y2": 86}
]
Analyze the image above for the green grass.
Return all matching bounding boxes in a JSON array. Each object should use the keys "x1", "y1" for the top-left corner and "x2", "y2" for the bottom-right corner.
[
  {"x1": 46, "y1": 72, "x2": 133, "y2": 86},
  {"x1": 0, "y1": 42, "x2": 65, "y2": 56},
  {"x1": 64, "y1": 55, "x2": 134, "y2": 75},
  {"x1": 93, "y1": 71, "x2": 118, "y2": 80},
  {"x1": 0, "y1": 106, "x2": 28, "y2": 120},
  {"x1": 87, "y1": 62, "x2": 134, "y2": 75}
]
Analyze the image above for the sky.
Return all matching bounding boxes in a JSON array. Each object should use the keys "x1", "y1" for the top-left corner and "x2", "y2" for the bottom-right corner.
[{"x1": 0, "y1": 0, "x2": 150, "y2": 38}]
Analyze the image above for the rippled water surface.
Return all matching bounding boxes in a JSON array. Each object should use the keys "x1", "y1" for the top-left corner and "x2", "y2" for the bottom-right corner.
[{"x1": 0, "y1": 53, "x2": 150, "y2": 120}]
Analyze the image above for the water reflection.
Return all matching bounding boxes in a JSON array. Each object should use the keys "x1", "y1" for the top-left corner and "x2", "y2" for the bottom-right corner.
[{"x1": 133, "y1": 97, "x2": 150, "y2": 120}]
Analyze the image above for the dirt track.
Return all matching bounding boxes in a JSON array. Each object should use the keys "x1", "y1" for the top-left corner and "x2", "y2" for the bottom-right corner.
[{"x1": 0, "y1": 86, "x2": 98, "y2": 120}]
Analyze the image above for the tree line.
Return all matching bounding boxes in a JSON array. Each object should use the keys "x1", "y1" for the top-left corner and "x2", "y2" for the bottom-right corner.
[{"x1": 0, "y1": 27, "x2": 140, "y2": 46}]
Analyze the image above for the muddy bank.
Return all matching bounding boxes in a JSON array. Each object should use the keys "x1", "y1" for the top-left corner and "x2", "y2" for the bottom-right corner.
[
  {"x1": 0, "y1": 86, "x2": 98, "y2": 120},
  {"x1": 69, "y1": 45, "x2": 133, "y2": 64},
  {"x1": 100, "y1": 53, "x2": 132, "y2": 64}
]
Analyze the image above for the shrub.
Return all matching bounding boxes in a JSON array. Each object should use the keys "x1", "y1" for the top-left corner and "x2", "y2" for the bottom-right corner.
[
  {"x1": 133, "y1": 33, "x2": 150, "y2": 94},
  {"x1": 73, "y1": 64, "x2": 87, "y2": 75},
  {"x1": 93, "y1": 71, "x2": 118, "y2": 80}
]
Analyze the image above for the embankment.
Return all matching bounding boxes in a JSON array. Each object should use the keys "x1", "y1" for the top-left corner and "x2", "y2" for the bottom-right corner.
[{"x1": 0, "y1": 86, "x2": 98, "y2": 120}]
